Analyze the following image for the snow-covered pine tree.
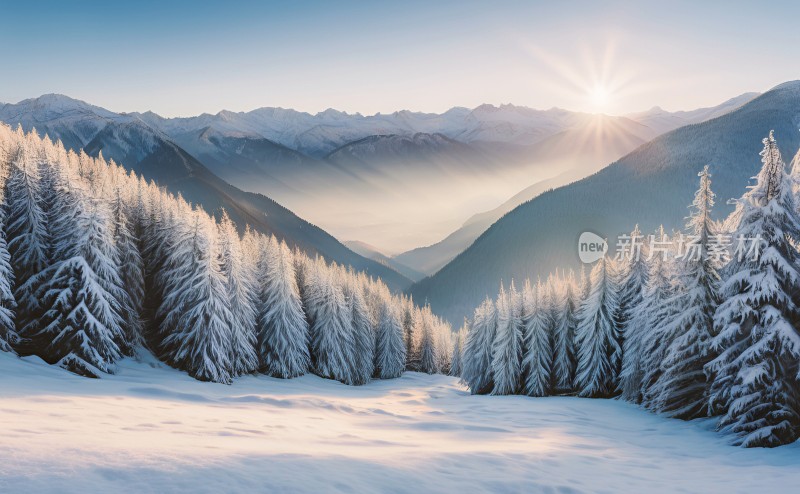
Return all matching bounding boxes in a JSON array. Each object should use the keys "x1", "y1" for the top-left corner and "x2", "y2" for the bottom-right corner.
[
  {"x1": 19, "y1": 142, "x2": 87, "y2": 353},
  {"x1": 359, "y1": 273, "x2": 384, "y2": 332},
  {"x1": 417, "y1": 306, "x2": 439, "y2": 374},
  {"x1": 575, "y1": 256, "x2": 622, "y2": 397},
  {"x1": 257, "y1": 237, "x2": 310, "y2": 378},
  {"x1": 301, "y1": 255, "x2": 325, "y2": 333},
  {"x1": 5, "y1": 133, "x2": 49, "y2": 345},
  {"x1": 434, "y1": 317, "x2": 453, "y2": 374},
  {"x1": 616, "y1": 225, "x2": 649, "y2": 400},
  {"x1": 491, "y1": 281, "x2": 523, "y2": 395},
  {"x1": 460, "y1": 297, "x2": 497, "y2": 394},
  {"x1": 650, "y1": 166, "x2": 720, "y2": 419},
  {"x1": 449, "y1": 321, "x2": 467, "y2": 377},
  {"x1": 111, "y1": 184, "x2": 145, "y2": 354},
  {"x1": 707, "y1": 132, "x2": 800, "y2": 447},
  {"x1": 619, "y1": 229, "x2": 661, "y2": 402},
  {"x1": 308, "y1": 263, "x2": 359, "y2": 384},
  {"x1": 552, "y1": 271, "x2": 578, "y2": 393},
  {"x1": 637, "y1": 227, "x2": 681, "y2": 408},
  {"x1": 218, "y1": 211, "x2": 258, "y2": 376},
  {"x1": 158, "y1": 211, "x2": 234, "y2": 384},
  {"x1": 0, "y1": 127, "x2": 18, "y2": 352},
  {"x1": 402, "y1": 298, "x2": 417, "y2": 370},
  {"x1": 129, "y1": 172, "x2": 149, "y2": 244},
  {"x1": 344, "y1": 278, "x2": 375, "y2": 384},
  {"x1": 616, "y1": 225, "x2": 648, "y2": 351},
  {"x1": 523, "y1": 279, "x2": 553, "y2": 396},
  {"x1": 375, "y1": 299, "x2": 406, "y2": 379},
  {"x1": 35, "y1": 195, "x2": 127, "y2": 377},
  {"x1": 140, "y1": 185, "x2": 177, "y2": 336}
]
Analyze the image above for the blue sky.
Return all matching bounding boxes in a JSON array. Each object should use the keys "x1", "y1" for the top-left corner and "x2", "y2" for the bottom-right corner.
[{"x1": 1, "y1": 0, "x2": 799, "y2": 116}]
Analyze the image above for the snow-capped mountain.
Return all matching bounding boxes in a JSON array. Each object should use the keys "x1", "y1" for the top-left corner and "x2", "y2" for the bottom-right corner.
[
  {"x1": 0, "y1": 94, "x2": 135, "y2": 152},
  {"x1": 409, "y1": 81, "x2": 800, "y2": 324},
  {"x1": 134, "y1": 96, "x2": 756, "y2": 254},
  {"x1": 0, "y1": 95, "x2": 413, "y2": 291},
  {"x1": 138, "y1": 102, "x2": 649, "y2": 157}
]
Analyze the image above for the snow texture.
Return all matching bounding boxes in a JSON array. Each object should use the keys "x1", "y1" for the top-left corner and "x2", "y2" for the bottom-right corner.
[{"x1": 1, "y1": 352, "x2": 799, "y2": 493}]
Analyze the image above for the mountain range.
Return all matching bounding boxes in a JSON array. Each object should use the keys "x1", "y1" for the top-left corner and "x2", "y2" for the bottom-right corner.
[
  {"x1": 409, "y1": 81, "x2": 800, "y2": 323},
  {"x1": 130, "y1": 93, "x2": 757, "y2": 260}
]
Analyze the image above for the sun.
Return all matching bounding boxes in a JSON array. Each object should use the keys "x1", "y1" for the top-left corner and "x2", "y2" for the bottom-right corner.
[
  {"x1": 521, "y1": 38, "x2": 638, "y2": 115},
  {"x1": 589, "y1": 84, "x2": 611, "y2": 112}
]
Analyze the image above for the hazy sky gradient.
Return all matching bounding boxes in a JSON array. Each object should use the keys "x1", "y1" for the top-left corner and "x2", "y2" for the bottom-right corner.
[{"x1": 1, "y1": 0, "x2": 799, "y2": 116}]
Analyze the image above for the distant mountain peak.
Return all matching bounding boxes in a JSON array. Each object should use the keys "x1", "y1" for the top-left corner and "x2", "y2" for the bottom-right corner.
[
  {"x1": 317, "y1": 108, "x2": 350, "y2": 118},
  {"x1": 473, "y1": 103, "x2": 500, "y2": 113},
  {"x1": 16, "y1": 93, "x2": 93, "y2": 111}
]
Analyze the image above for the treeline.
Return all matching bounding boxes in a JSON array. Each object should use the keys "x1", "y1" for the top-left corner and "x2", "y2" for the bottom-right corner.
[
  {"x1": 0, "y1": 124, "x2": 453, "y2": 384},
  {"x1": 458, "y1": 131, "x2": 800, "y2": 448}
]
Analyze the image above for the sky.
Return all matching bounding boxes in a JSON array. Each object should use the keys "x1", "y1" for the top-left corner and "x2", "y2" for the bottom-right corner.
[{"x1": 2, "y1": 0, "x2": 799, "y2": 117}]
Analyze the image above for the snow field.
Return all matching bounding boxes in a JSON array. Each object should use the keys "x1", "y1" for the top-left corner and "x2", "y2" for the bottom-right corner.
[{"x1": 1, "y1": 353, "x2": 799, "y2": 493}]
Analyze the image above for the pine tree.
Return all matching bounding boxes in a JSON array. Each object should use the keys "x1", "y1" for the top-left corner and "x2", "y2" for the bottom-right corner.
[
  {"x1": 417, "y1": 307, "x2": 438, "y2": 374},
  {"x1": 552, "y1": 273, "x2": 578, "y2": 393},
  {"x1": 111, "y1": 184, "x2": 145, "y2": 354},
  {"x1": 636, "y1": 227, "x2": 679, "y2": 407},
  {"x1": 345, "y1": 279, "x2": 374, "y2": 384},
  {"x1": 650, "y1": 166, "x2": 720, "y2": 419},
  {"x1": 616, "y1": 225, "x2": 651, "y2": 401},
  {"x1": 0, "y1": 130, "x2": 18, "y2": 352},
  {"x1": 308, "y1": 264, "x2": 358, "y2": 384},
  {"x1": 434, "y1": 317, "x2": 453, "y2": 374},
  {"x1": 141, "y1": 186, "x2": 177, "y2": 338},
  {"x1": 35, "y1": 198, "x2": 126, "y2": 377},
  {"x1": 375, "y1": 300, "x2": 406, "y2": 379},
  {"x1": 491, "y1": 282, "x2": 523, "y2": 395},
  {"x1": 402, "y1": 299, "x2": 416, "y2": 370},
  {"x1": 615, "y1": 225, "x2": 648, "y2": 383},
  {"x1": 408, "y1": 306, "x2": 426, "y2": 372},
  {"x1": 218, "y1": 211, "x2": 258, "y2": 376},
  {"x1": 460, "y1": 298, "x2": 497, "y2": 394},
  {"x1": 5, "y1": 136, "x2": 49, "y2": 345},
  {"x1": 449, "y1": 321, "x2": 467, "y2": 377},
  {"x1": 707, "y1": 132, "x2": 800, "y2": 447},
  {"x1": 257, "y1": 238, "x2": 310, "y2": 378},
  {"x1": 575, "y1": 256, "x2": 621, "y2": 397},
  {"x1": 158, "y1": 212, "x2": 234, "y2": 384},
  {"x1": 523, "y1": 280, "x2": 553, "y2": 396}
]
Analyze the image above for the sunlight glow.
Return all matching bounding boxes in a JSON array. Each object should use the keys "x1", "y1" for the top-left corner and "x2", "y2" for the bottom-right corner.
[
  {"x1": 589, "y1": 84, "x2": 611, "y2": 111},
  {"x1": 521, "y1": 37, "x2": 651, "y2": 115}
]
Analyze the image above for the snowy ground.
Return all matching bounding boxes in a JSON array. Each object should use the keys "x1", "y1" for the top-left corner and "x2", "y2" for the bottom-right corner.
[{"x1": 1, "y1": 353, "x2": 798, "y2": 494}]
